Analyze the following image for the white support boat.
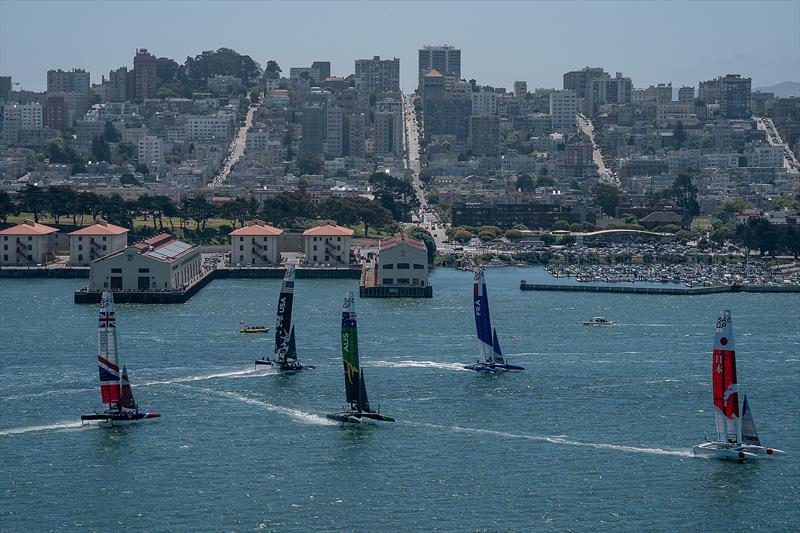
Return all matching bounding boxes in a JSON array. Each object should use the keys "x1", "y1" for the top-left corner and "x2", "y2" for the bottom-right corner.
[
  {"x1": 693, "y1": 310, "x2": 785, "y2": 460},
  {"x1": 582, "y1": 316, "x2": 614, "y2": 326}
]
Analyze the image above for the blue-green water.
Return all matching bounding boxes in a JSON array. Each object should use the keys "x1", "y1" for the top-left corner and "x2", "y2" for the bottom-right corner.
[{"x1": 1, "y1": 267, "x2": 799, "y2": 531}]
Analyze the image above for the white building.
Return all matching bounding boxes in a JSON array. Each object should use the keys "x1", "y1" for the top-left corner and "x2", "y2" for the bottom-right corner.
[
  {"x1": 207, "y1": 75, "x2": 242, "y2": 95},
  {"x1": 549, "y1": 90, "x2": 577, "y2": 133},
  {"x1": 376, "y1": 234, "x2": 429, "y2": 287},
  {"x1": 186, "y1": 114, "x2": 234, "y2": 141},
  {"x1": 0, "y1": 219, "x2": 58, "y2": 265},
  {"x1": 3, "y1": 103, "x2": 43, "y2": 130},
  {"x1": 325, "y1": 105, "x2": 343, "y2": 158},
  {"x1": 246, "y1": 129, "x2": 270, "y2": 154},
  {"x1": 229, "y1": 220, "x2": 283, "y2": 265},
  {"x1": 137, "y1": 135, "x2": 164, "y2": 170},
  {"x1": 374, "y1": 110, "x2": 402, "y2": 156},
  {"x1": 303, "y1": 220, "x2": 353, "y2": 266},
  {"x1": 750, "y1": 145, "x2": 784, "y2": 168},
  {"x1": 89, "y1": 233, "x2": 201, "y2": 291},
  {"x1": 471, "y1": 90, "x2": 498, "y2": 115},
  {"x1": 68, "y1": 219, "x2": 128, "y2": 266}
]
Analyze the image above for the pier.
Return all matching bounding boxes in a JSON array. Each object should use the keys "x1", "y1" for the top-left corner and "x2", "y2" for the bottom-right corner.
[{"x1": 519, "y1": 281, "x2": 800, "y2": 295}]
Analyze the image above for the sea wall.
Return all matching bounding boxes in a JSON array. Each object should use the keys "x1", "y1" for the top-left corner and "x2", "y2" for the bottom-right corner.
[{"x1": 519, "y1": 281, "x2": 800, "y2": 295}]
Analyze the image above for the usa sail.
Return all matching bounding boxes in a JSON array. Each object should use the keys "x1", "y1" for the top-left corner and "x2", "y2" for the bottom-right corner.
[
  {"x1": 255, "y1": 266, "x2": 313, "y2": 371},
  {"x1": 82, "y1": 291, "x2": 160, "y2": 425},
  {"x1": 326, "y1": 292, "x2": 393, "y2": 424},
  {"x1": 692, "y1": 310, "x2": 784, "y2": 460},
  {"x1": 464, "y1": 268, "x2": 523, "y2": 372}
]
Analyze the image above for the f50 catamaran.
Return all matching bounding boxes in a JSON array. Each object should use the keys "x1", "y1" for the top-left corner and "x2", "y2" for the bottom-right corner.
[
  {"x1": 464, "y1": 268, "x2": 524, "y2": 373},
  {"x1": 693, "y1": 310, "x2": 784, "y2": 460},
  {"x1": 326, "y1": 292, "x2": 394, "y2": 424},
  {"x1": 256, "y1": 266, "x2": 314, "y2": 371},
  {"x1": 81, "y1": 292, "x2": 160, "y2": 425}
]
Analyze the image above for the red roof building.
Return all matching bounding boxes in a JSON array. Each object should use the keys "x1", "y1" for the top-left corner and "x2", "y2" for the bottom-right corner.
[{"x1": 1, "y1": 219, "x2": 58, "y2": 265}]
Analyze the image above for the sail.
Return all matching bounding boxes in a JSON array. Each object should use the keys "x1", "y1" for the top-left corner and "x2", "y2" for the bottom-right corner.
[
  {"x1": 712, "y1": 310, "x2": 740, "y2": 443},
  {"x1": 341, "y1": 292, "x2": 361, "y2": 407},
  {"x1": 120, "y1": 366, "x2": 137, "y2": 410},
  {"x1": 97, "y1": 291, "x2": 121, "y2": 406},
  {"x1": 358, "y1": 371, "x2": 371, "y2": 412},
  {"x1": 473, "y1": 268, "x2": 493, "y2": 362},
  {"x1": 492, "y1": 328, "x2": 507, "y2": 365},
  {"x1": 740, "y1": 395, "x2": 761, "y2": 446},
  {"x1": 274, "y1": 266, "x2": 296, "y2": 362}
]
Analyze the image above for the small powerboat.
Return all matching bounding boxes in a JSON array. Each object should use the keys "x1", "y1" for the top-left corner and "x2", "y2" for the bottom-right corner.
[
  {"x1": 582, "y1": 316, "x2": 614, "y2": 326},
  {"x1": 240, "y1": 325, "x2": 269, "y2": 334}
]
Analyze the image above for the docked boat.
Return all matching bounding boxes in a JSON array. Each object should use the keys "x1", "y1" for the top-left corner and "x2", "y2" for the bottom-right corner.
[
  {"x1": 326, "y1": 292, "x2": 394, "y2": 424},
  {"x1": 692, "y1": 310, "x2": 785, "y2": 461},
  {"x1": 464, "y1": 267, "x2": 524, "y2": 373},
  {"x1": 81, "y1": 292, "x2": 160, "y2": 426},
  {"x1": 582, "y1": 316, "x2": 614, "y2": 326},
  {"x1": 255, "y1": 266, "x2": 313, "y2": 371},
  {"x1": 240, "y1": 324, "x2": 269, "y2": 334}
]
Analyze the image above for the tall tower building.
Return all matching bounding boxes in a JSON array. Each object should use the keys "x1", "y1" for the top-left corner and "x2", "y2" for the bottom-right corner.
[
  {"x1": 133, "y1": 48, "x2": 157, "y2": 100},
  {"x1": 418, "y1": 45, "x2": 461, "y2": 90},
  {"x1": 549, "y1": 90, "x2": 577, "y2": 133},
  {"x1": 720, "y1": 74, "x2": 751, "y2": 119},
  {"x1": 354, "y1": 56, "x2": 400, "y2": 95}
]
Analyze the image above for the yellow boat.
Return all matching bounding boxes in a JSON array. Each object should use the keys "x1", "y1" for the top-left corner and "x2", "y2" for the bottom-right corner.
[{"x1": 240, "y1": 325, "x2": 270, "y2": 334}]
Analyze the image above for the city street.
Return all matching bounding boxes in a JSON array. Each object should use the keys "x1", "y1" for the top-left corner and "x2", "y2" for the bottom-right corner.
[
  {"x1": 210, "y1": 99, "x2": 257, "y2": 188},
  {"x1": 578, "y1": 113, "x2": 620, "y2": 187},
  {"x1": 754, "y1": 115, "x2": 800, "y2": 174}
]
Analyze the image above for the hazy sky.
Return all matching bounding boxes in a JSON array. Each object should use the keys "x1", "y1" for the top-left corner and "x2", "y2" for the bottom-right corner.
[{"x1": 2, "y1": 0, "x2": 798, "y2": 92}]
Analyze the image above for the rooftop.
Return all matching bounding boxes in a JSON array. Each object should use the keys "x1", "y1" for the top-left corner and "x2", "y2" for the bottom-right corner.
[
  {"x1": 380, "y1": 234, "x2": 428, "y2": 253},
  {"x1": 0, "y1": 219, "x2": 58, "y2": 236},
  {"x1": 69, "y1": 218, "x2": 128, "y2": 236},
  {"x1": 303, "y1": 220, "x2": 354, "y2": 237},
  {"x1": 129, "y1": 233, "x2": 195, "y2": 263},
  {"x1": 229, "y1": 219, "x2": 283, "y2": 236}
]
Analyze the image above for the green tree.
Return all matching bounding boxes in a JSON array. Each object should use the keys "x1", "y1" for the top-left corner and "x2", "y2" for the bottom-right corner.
[
  {"x1": 91, "y1": 135, "x2": 111, "y2": 162},
  {"x1": 516, "y1": 173, "x2": 535, "y2": 191},
  {"x1": 18, "y1": 186, "x2": 46, "y2": 222},
  {"x1": 716, "y1": 197, "x2": 754, "y2": 222},
  {"x1": 418, "y1": 168, "x2": 433, "y2": 185},
  {"x1": 504, "y1": 229, "x2": 524, "y2": 241},
  {"x1": 265, "y1": 60, "x2": 282, "y2": 80},
  {"x1": 671, "y1": 172, "x2": 699, "y2": 218},
  {"x1": 296, "y1": 152, "x2": 323, "y2": 175},
  {"x1": 452, "y1": 228, "x2": 474, "y2": 243},
  {"x1": 592, "y1": 183, "x2": 621, "y2": 217},
  {"x1": 103, "y1": 121, "x2": 121, "y2": 143},
  {"x1": 249, "y1": 89, "x2": 260, "y2": 104},
  {"x1": 552, "y1": 219, "x2": 571, "y2": 231},
  {"x1": 408, "y1": 227, "x2": 437, "y2": 264},
  {"x1": 183, "y1": 48, "x2": 262, "y2": 89},
  {"x1": 369, "y1": 172, "x2": 419, "y2": 222},
  {"x1": 352, "y1": 197, "x2": 393, "y2": 237},
  {"x1": 0, "y1": 190, "x2": 18, "y2": 223},
  {"x1": 673, "y1": 120, "x2": 686, "y2": 148},
  {"x1": 46, "y1": 186, "x2": 78, "y2": 224},
  {"x1": 536, "y1": 175, "x2": 557, "y2": 187},
  {"x1": 183, "y1": 197, "x2": 216, "y2": 230}
]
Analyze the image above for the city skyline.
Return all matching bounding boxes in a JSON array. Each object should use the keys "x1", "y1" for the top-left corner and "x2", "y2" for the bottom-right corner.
[{"x1": 2, "y1": 0, "x2": 798, "y2": 93}]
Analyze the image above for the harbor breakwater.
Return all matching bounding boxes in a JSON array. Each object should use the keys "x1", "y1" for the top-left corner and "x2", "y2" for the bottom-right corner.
[{"x1": 519, "y1": 281, "x2": 800, "y2": 295}]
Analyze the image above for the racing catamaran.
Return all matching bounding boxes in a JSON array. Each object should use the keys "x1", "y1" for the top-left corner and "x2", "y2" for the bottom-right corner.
[
  {"x1": 464, "y1": 267, "x2": 524, "y2": 373},
  {"x1": 256, "y1": 266, "x2": 314, "y2": 371},
  {"x1": 326, "y1": 292, "x2": 394, "y2": 424},
  {"x1": 693, "y1": 310, "x2": 784, "y2": 460},
  {"x1": 81, "y1": 291, "x2": 160, "y2": 425}
]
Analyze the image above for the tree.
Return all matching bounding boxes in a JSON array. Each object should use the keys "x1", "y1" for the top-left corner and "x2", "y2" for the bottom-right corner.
[
  {"x1": 671, "y1": 172, "x2": 699, "y2": 218},
  {"x1": 369, "y1": 172, "x2": 419, "y2": 222},
  {"x1": 452, "y1": 228, "x2": 474, "y2": 243},
  {"x1": 418, "y1": 168, "x2": 433, "y2": 185},
  {"x1": 115, "y1": 140, "x2": 137, "y2": 163},
  {"x1": 91, "y1": 135, "x2": 111, "y2": 162},
  {"x1": 296, "y1": 152, "x2": 323, "y2": 175},
  {"x1": 409, "y1": 227, "x2": 437, "y2": 264},
  {"x1": 552, "y1": 220, "x2": 571, "y2": 231},
  {"x1": 265, "y1": 60, "x2": 282, "y2": 80},
  {"x1": 352, "y1": 197, "x2": 392, "y2": 237},
  {"x1": 155, "y1": 195, "x2": 179, "y2": 231},
  {"x1": 18, "y1": 186, "x2": 46, "y2": 222},
  {"x1": 716, "y1": 197, "x2": 754, "y2": 222},
  {"x1": 183, "y1": 48, "x2": 262, "y2": 89},
  {"x1": 183, "y1": 197, "x2": 216, "y2": 230},
  {"x1": 46, "y1": 186, "x2": 77, "y2": 224},
  {"x1": 249, "y1": 89, "x2": 260, "y2": 104},
  {"x1": 504, "y1": 229, "x2": 524, "y2": 241},
  {"x1": 592, "y1": 183, "x2": 621, "y2": 217},
  {"x1": 516, "y1": 174, "x2": 535, "y2": 191},
  {"x1": 673, "y1": 120, "x2": 686, "y2": 149},
  {"x1": 134, "y1": 163, "x2": 150, "y2": 176},
  {"x1": 103, "y1": 121, "x2": 121, "y2": 143},
  {"x1": 0, "y1": 191, "x2": 18, "y2": 223},
  {"x1": 536, "y1": 175, "x2": 556, "y2": 187}
]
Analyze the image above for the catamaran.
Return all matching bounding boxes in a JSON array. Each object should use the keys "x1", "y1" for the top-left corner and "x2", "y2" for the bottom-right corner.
[
  {"x1": 464, "y1": 267, "x2": 524, "y2": 373},
  {"x1": 693, "y1": 310, "x2": 784, "y2": 460},
  {"x1": 256, "y1": 266, "x2": 314, "y2": 371},
  {"x1": 326, "y1": 292, "x2": 394, "y2": 424},
  {"x1": 81, "y1": 291, "x2": 160, "y2": 426}
]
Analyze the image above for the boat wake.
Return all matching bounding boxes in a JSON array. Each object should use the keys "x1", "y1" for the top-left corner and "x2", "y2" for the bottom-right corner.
[
  {"x1": 140, "y1": 367, "x2": 276, "y2": 387},
  {"x1": 368, "y1": 360, "x2": 471, "y2": 372},
  {"x1": 183, "y1": 386, "x2": 336, "y2": 426},
  {"x1": 0, "y1": 420, "x2": 87, "y2": 437},
  {"x1": 409, "y1": 422, "x2": 693, "y2": 458}
]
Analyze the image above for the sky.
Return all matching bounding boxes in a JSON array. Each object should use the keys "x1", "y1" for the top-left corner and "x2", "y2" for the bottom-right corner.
[{"x1": 1, "y1": 0, "x2": 799, "y2": 92}]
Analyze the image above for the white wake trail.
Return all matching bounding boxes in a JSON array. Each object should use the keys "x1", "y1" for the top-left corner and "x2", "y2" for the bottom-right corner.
[
  {"x1": 140, "y1": 367, "x2": 276, "y2": 387},
  {"x1": 0, "y1": 420, "x2": 87, "y2": 437},
  {"x1": 410, "y1": 422, "x2": 692, "y2": 458},
  {"x1": 368, "y1": 360, "x2": 471, "y2": 372},
  {"x1": 183, "y1": 386, "x2": 336, "y2": 426}
]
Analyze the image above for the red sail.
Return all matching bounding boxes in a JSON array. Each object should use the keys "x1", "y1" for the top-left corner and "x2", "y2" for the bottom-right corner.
[{"x1": 712, "y1": 348, "x2": 738, "y2": 419}]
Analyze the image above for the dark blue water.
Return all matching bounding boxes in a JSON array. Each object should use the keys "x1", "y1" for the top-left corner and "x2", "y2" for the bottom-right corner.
[{"x1": 1, "y1": 268, "x2": 799, "y2": 531}]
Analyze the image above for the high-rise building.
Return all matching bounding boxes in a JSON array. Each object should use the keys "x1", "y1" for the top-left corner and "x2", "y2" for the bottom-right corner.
[
  {"x1": 138, "y1": 135, "x2": 164, "y2": 170},
  {"x1": 588, "y1": 72, "x2": 632, "y2": 113},
  {"x1": 3, "y1": 103, "x2": 43, "y2": 130},
  {"x1": 468, "y1": 114, "x2": 500, "y2": 156},
  {"x1": 354, "y1": 56, "x2": 400, "y2": 95},
  {"x1": 563, "y1": 67, "x2": 606, "y2": 101},
  {"x1": 108, "y1": 67, "x2": 128, "y2": 102},
  {"x1": 0, "y1": 76, "x2": 13, "y2": 101},
  {"x1": 698, "y1": 78, "x2": 722, "y2": 104},
  {"x1": 549, "y1": 90, "x2": 577, "y2": 133},
  {"x1": 421, "y1": 69, "x2": 446, "y2": 100},
  {"x1": 655, "y1": 83, "x2": 673, "y2": 104},
  {"x1": 43, "y1": 93, "x2": 68, "y2": 130},
  {"x1": 513, "y1": 81, "x2": 527, "y2": 98},
  {"x1": 133, "y1": 48, "x2": 157, "y2": 100},
  {"x1": 325, "y1": 104, "x2": 343, "y2": 158},
  {"x1": 471, "y1": 89, "x2": 497, "y2": 115},
  {"x1": 47, "y1": 69, "x2": 90, "y2": 98},
  {"x1": 418, "y1": 45, "x2": 461, "y2": 90},
  {"x1": 346, "y1": 113, "x2": 366, "y2": 158},
  {"x1": 720, "y1": 74, "x2": 751, "y2": 119},
  {"x1": 301, "y1": 103, "x2": 326, "y2": 156},
  {"x1": 374, "y1": 109, "x2": 402, "y2": 156},
  {"x1": 678, "y1": 86, "x2": 695, "y2": 104},
  {"x1": 312, "y1": 61, "x2": 331, "y2": 80}
]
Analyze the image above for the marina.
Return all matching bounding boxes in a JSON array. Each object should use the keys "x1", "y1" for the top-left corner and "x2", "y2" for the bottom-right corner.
[{"x1": 1, "y1": 267, "x2": 798, "y2": 530}]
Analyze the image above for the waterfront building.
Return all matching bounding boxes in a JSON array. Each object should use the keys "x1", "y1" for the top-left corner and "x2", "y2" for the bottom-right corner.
[
  {"x1": 0, "y1": 219, "x2": 58, "y2": 265},
  {"x1": 133, "y1": 48, "x2": 157, "y2": 100},
  {"x1": 376, "y1": 234, "x2": 429, "y2": 288},
  {"x1": 89, "y1": 233, "x2": 201, "y2": 291},
  {"x1": 418, "y1": 44, "x2": 461, "y2": 90},
  {"x1": 68, "y1": 219, "x2": 128, "y2": 266},
  {"x1": 302, "y1": 220, "x2": 353, "y2": 266},
  {"x1": 229, "y1": 220, "x2": 283, "y2": 266},
  {"x1": 549, "y1": 89, "x2": 577, "y2": 133}
]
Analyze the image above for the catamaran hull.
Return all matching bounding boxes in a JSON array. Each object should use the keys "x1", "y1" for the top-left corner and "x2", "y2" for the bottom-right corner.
[
  {"x1": 254, "y1": 358, "x2": 314, "y2": 371},
  {"x1": 464, "y1": 363, "x2": 525, "y2": 373},
  {"x1": 692, "y1": 442, "x2": 760, "y2": 461},
  {"x1": 81, "y1": 412, "x2": 161, "y2": 426},
  {"x1": 326, "y1": 411, "x2": 395, "y2": 424}
]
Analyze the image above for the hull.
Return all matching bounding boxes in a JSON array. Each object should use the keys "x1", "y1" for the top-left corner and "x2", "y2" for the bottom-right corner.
[
  {"x1": 326, "y1": 410, "x2": 395, "y2": 424},
  {"x1": 241, "y1": 326, "x2": 269, "y2": 334},
  {"x1": 464, "y1": 362, "x2": 525, "y2": 373},
  {"x1": 254, "y1": 358, "x2": 314, "y2": 371},
  {"x1": 81, "y1": 411, "x2": 160, "y2": 426},
  {"x1": 692, "y1": 442, "x2": 759, "y2": 461}
]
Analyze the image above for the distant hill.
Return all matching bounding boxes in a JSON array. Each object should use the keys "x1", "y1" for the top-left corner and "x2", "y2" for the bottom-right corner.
[{"x1": 754, "y1": 81, "x2": 800, "y2": 97}]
